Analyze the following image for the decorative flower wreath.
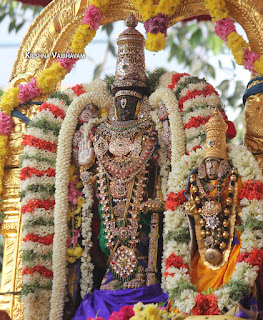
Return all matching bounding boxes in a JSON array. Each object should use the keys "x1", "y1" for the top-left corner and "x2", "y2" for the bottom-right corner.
[{"x1": 20, "y1": 80, "x2": 111, "y2": 320}]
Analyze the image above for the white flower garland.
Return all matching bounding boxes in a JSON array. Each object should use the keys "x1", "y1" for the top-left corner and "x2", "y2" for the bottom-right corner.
[
  {"x1": 149, "y1": 88, "x2": 185, "y2": 166},
  {"x1": 50, "y1": 90, "x2": 112, "y2": 320},
  {"x1": 163, "y1": 144, "x2": 263, "y2": 314}
]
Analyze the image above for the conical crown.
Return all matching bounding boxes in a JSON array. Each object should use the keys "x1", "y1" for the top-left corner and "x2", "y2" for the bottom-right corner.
[
  {"x1": 205, "y1": 108, "x2": 228, "y2": 160},
  {"x1": 112, "y1": 14, "x2": 147, "y2": 90}
]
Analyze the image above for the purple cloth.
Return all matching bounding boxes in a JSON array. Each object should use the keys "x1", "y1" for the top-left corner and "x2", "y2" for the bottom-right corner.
[{"x1": 71, "y1": 284, "x2": 168, "y2": 319}]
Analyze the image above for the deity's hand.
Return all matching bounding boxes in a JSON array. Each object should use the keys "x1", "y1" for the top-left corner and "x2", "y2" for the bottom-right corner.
[
  {"x1": 78, "y1": 139, "x2": 96, "y2": 168},
  {"x1": 140, "y1": 198, "x2": 165, "y2": 214}
]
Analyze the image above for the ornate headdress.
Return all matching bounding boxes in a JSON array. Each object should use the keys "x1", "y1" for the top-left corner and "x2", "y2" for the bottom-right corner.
[
  {"x1": 204, "y1": 108, "x2": 228, "y2": 160},
  {"x1": 112, "y1": 14, "x2": 147, "y2": 94}
]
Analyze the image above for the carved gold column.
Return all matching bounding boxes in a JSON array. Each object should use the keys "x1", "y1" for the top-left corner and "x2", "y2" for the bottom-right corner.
[{"x1": 0, "y1": 104, "x2": 39, "y2": 319}]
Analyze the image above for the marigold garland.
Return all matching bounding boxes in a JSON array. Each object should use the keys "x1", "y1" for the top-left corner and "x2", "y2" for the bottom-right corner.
[{"x1": 131, "y1": 0, "x2": 180, "y2": 51}]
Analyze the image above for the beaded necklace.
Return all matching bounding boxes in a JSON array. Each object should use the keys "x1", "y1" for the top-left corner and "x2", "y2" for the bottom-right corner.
[{"x1": 189, "y1": 167, "x2": 238, "y2": 269}]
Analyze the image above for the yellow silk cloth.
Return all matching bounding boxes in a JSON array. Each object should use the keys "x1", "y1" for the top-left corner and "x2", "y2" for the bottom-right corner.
[
  {"x1": 191, "y1": 233, "x2": 241, "y2": 292},
  {"x1": 191, "y1": 177, "x2": 243, "y2": 292}
]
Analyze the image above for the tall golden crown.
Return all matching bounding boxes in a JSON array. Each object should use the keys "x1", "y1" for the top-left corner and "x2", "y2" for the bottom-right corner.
[
  {"x1": 112, "y1": 14, "x2": 147, "y2": 91},
  {"x1": 205, "y1": 108, "x2": 228, "y2": 160}
]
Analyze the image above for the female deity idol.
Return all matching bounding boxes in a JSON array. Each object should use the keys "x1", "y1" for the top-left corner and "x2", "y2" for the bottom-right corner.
[
  {"x1": 150, "y1": 73, "x2": 263, "y2": 317},
  {"x1": 185, "y1": 109, "x2": 243, "y2": 287}
]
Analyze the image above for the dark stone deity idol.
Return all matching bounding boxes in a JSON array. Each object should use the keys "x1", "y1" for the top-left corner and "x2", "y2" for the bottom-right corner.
[{"x1": 72, "y1": 15, "x2": 168, "y2": 319}]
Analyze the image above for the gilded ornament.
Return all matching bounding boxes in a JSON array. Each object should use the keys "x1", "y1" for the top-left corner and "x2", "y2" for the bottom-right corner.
[
  {"x1": 220, "y1": 242, "x2": 226, "y2": 250},
  {"x1": 204, "y1": 248, "x2": 222, "y2": 265}
]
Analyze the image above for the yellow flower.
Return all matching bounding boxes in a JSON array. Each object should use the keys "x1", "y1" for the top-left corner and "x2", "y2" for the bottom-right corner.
[
  {"x1": 155, "y1": 0, "x2": 180, "y2": 16},
  {"x1": 69, "y1": 164, "x2": 77, "y2": 182},
  {"x1": 77, "y1": 196, "x2": 85, "y2": 207},
  {"x1": 74, "y1": 245, "x2": 83, "y2": 258},
  {"x1": 37, "y1": 63, "x2": 67, "y2": 94},
  {"x1": 227, "y1": 32, "x2": 249, "y2": 65},
  {"x1": 145, "y1": 32, "x2": 166, "y2": 52},
  {"x1": 66, "y1": 254, "x2": 76, "y2": 264},
  {"x1": 90, "y1": 0, "x2": 110, "y2": 13},
  {"x1": 71, "y1": 25, "x2": 96, "y2": 54},
  {"x1": 74, "y1": 215, "x2": 81, "y2": 228},
  {"x1": 0, "y1": 87, "x2": 20, "y2": 115},
  {"x1": 204, "y1": 0, "x2": 229, "y2": 22},
  {"x1": 142, "y1": 304, "x2": 161, "y2": 320},
  {"x1": 99, "y1": 107, "x2": 108, "y2": 118},
  {"x1": 253, "y1": 55, "x2": 263, "y2": 74},
  {"x1": 130, "y1": 0, "x2": 156, "y2": 20},
  {"x1": 76, "y1": 181, "x2": 83, "y2": 189},
  {"x1": 133, "y1": 302, "x2": 143, "y2": 314}
]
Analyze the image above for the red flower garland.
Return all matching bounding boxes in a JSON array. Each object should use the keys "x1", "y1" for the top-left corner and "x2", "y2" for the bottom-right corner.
[
  {"x1": 192, "y1": 294, "x2": 220, "y2": 315},
  {"x1": 71, "y1": 84, "x2": 86, "y2": 96},
  {"x1": 168, "y1": 73, "x2": 190, "y2": 90},
  {"x1": 21, "y1": 199, "x2": 55, "y2": 214},
  {"x1": 23, "y1": 233, "x2": 54, "y2": 245},
  {"x1": 23, "y1": 265, "x2": 53, "y2": 278},
  {"x1": 179, "y1": 85, "x2": 219, "y2": 110},
  {"x1": 39, "y1": 102, "x2": 65, "y2": 119},
  {"x1": 164, "y1": 253, "x2": 190, "y2": 272},
  {"x1": 165, "y1": 190, "x2": 187, "y2": 211},
  {"x1": 20, "y1": 167, "x2": 56, "y2": 180},
  {"x1": 185, "y1": 115, "x2": 212, "y2": 129},
  {"x1": 237, "y1": 248, "x2": 263, "y2": 268},
  {"x1": 239, "y1": 180, "x2": 263, "y2": 201},
  {"x1": 22, "y1": 135, "x2": 57, "y2": 153}
]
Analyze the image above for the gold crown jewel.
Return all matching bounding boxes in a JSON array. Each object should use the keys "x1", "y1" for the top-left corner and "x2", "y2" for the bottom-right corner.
[
  {"x1": 205, "y1": 108, "x2": 228, "y2": 160},
  {"x1": 113, "y1": 14, "x2": 147, "y2": 90}
]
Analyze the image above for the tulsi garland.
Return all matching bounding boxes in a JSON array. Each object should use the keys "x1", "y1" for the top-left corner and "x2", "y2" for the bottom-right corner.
[{"x1": 163, "y1": 145, "x2": 263, "y2": 315}]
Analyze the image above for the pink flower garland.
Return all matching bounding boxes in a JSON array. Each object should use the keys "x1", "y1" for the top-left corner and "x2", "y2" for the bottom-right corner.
[
  {"x1": 18, "y1": 77, "x2": 42, "y2": 104},
  {"x1": 144, "y1": 13, "x2": 169, "y2": 36},
  {"x1": 214, "y1": 18, "x2": 236, "y2": 42},
  {"x1": 214, "y1": 18, "x2": 261, "y2": 73},
  {"x1": 57, "y1": 51, "x2": 78, "y2": 73},
  {"x1": 0, "y1": 112, "x2": 13, "y2": 135},
  {"x1": 82, "y1": 4, "x2": 103, "y2": 30},
  {"x1": 243, "y1": 49, "x2": 261, "y2": 72}
]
